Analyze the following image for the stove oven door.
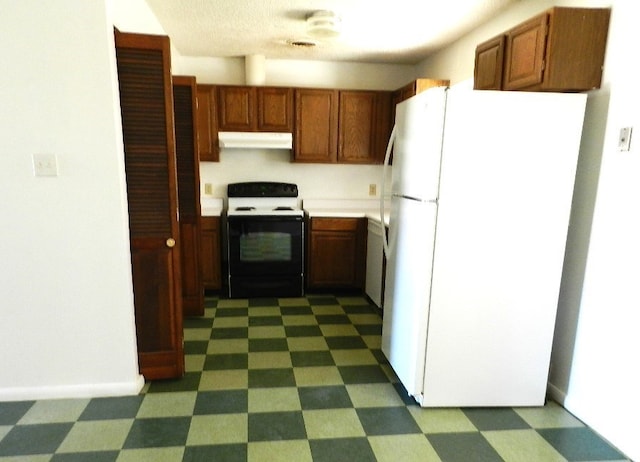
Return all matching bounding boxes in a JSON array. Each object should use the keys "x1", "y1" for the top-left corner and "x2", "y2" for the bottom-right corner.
[{"x1": 227, "y1": 215, "x2": 304, "y2": 298}]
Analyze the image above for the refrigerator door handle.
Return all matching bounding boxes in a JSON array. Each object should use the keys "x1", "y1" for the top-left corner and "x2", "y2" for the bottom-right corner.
[
  {"x1": 394, "y1": 194, "x2": 438, "y2": 204},
  {"x1": 381, "y1": 124, "x2": 397, "y2": 259}
]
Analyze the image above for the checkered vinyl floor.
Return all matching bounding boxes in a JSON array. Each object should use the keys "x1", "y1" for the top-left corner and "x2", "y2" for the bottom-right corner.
[{"x1": 0, "y1": 295, "x2": 630, "y2": 461}]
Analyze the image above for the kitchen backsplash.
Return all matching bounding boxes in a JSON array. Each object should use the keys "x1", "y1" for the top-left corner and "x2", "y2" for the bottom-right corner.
[{"x1": 200, "y1": 149, "x2": 392, "y2": 200}]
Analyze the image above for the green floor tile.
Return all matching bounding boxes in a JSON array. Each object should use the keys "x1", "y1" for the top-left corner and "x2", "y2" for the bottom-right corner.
[
  {"x1": 291, "y1": 350, "x2": 335, "y2": 367},
  {"x1": 298, "y1": 385, "x2": 353, "y2": 409},
  {"x1": 122, "y1": 417, "x2": 191, "y2": 449},
  {"x1": 193, "y1": 390, "x2": 248, "y2": 415},
  {"x1": 309, "y1": 437, "x2": 376, "y2": 462},
  {"x1": 249, "y1": 338, "x2": 289, "y2": 352},
  {"x1": 462, "y1": 408, "x2": 530, "y2": 431},
  {"x1": 248, "y1": 368, "x2": 296, "y2": 388},
  {"x1": 537, "y1": 427, "x2": 626, "y2": 461},
  {"x1": 427, "y1": 432, "x2": 504, "y2": 462},
  {"x1": 51, "y1": 451, "x2": 119, "y2": 461},
  {"x1": 183, "y1": 443, "x2": 247, "y2": 462},
  {"x1": 203, "y1": 353, "x2": 249, "y2": 370},
  {"x1": 356, "y1": 407, "x2": 422, "y2": 436},
  {"x1": 0, "y1": 401, "x2": 34, "y2": 425},
  {"x1": 0, "y1": 423, "x2": 73, "y2": 456},
  {"x1": 248, "y1": 411, "x2": 307, "y2": 441}
]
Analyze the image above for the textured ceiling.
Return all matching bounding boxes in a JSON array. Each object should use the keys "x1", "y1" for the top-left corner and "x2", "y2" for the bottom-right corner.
[{"x1": 145, "y1": 0, "x2": 517, "y2": 64}]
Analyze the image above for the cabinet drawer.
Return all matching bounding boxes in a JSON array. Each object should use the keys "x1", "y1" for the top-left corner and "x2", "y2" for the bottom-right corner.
[{"x1": 311, "y1": 217, "x2": 359, "y2": 231}]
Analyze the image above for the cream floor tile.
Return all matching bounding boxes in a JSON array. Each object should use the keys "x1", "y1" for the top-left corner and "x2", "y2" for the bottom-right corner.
[
  {"x1": 116, "y1": 447, "x2": 185, "y2": 462},
  {"x1": 213, "y1": 316, "x2": 248, "y2": 328},
  {"x1": 248, "y1": 351, "x2": 293, "y2": 369},
  {"x1": 348, "y1": 313, "x2": 383, "y2": 325},
  {"x1": 248, "y1": 440, "x2": 312, "y2": 462},
  {"x1": 184, "y1": 354, "x2": 205, "y2": 372},
  {"x1": 248, "y1": 387, "x2": 302, "y2": 413},
  {"x1": 347, "y1": 384, "x2": 406, "y2": 408},
  {"x1": 207, "y1": 339, "x2": 249, "y2": 354},
  {"x1": 369, "y1": 434, "x2": 442, "y2": 462},
  {"x1": 57, "y1": 419, "x2": 133, "y2": 452},
  {"x1": 248, "y1": 326, "x2": 286, "y2": 338},
  {"x1": 136, "y1": 392, "x2": 196, "y2": 418},
  {"x1": 216, "y1": 299, "x2": 249, "y2": 308},
  {"x1": 362, "y1": 335, "x2": 382, "y2": 349},
  {"x1": 183, "y1": 328, "x2": 213, "y2": 341},
  {"x1": 331, "y1": 349, "x2": 378, "y2": 366},
  {"x1": 286, "y1": 337, "x2": 329, "y2": 351},
  {"x1": 282, "y1": 315, "x2": 317, "y2": 326},
  {"x1": 187, "y1": 414, "x2": 247, "y2": 445},
  {"x1": 319, "y1": 324, "x2": 360, "y2": 336},
  {"x1": 18, "y1": 399, "x2": 90, "y2": 424},
  {"x1": 408, "y1": 407, "x2": 477, "y2": 434},
  {"x1": 514, "y1": 401, "x2": 584, "y2": 428},
  {"x1": 311, "y1": 305, "x2": 345, "y2": 315},
  {"x1": 303, "y1": 408, "x2": 366, "y2": 439},
  {"x1": 199, "y1": 370, "x2": 248, "y2": 391},
  {"x1": 293, "y1": 366, "x2": 344, "y2": 387},
  {"x1": 248, "y1": 307, "x2": 281, "y2": 316},
  {"x1": 483, "y1": 429, "x2": 567, "y2": 462}
]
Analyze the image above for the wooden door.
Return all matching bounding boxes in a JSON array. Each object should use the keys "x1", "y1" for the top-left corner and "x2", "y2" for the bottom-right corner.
[
  {"x1": 195, "y1": 84, "x2": 218, "y2": 162},
  {"x1": 201, "y1": 217, "x2": 222, "y2": 290},
  {"x1": 474, "y1": 35, "x2": 505, "y2": 90},
  {"x1": 503, "y1": 13, "x2": 549, "y2": 90},
  {"x1": 294, "y1": 89, "x2": 338, "y2": 163},
  {"x1": 173, "y1": 76, "x2": 204, "y2": 317},
  {"x1": 217, "y1": 86, "x2": 256, "y2": 131},
  {"x1": 257, "y1": 87, "x2": 293, "y2": 132},
  {"x1": 338, "y1": 91, "x2": 377, "y2": 164},
  {"x1": 115, "y1": 30, "x2": 184, "y2": 380}
]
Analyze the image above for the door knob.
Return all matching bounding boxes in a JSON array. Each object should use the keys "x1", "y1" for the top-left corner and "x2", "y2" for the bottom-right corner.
[{"x1": 166, "y1": 238, "x2": 176, "y2": 248}]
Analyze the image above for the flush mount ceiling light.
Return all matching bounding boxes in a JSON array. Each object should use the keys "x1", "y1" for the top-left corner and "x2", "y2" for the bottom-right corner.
[{"x1": 306, "y1": 10, "x2": 342, "y2": 39}]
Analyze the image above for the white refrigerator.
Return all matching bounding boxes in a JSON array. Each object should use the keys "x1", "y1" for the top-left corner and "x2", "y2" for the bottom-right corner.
[{"x1": 381, "y1": 85, "x2": 587, "y2": 407}]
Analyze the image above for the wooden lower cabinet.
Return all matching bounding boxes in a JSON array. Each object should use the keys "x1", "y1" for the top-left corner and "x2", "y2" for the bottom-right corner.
[
  {"x1": 201, "y1": 216, "x2": 222, "y2": 290},
  {"x1": 307, "y1": 217, "x2": 366, "y2": 290}
]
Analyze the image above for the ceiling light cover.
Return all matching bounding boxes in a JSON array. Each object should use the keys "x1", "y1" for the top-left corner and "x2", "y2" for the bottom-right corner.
[{"x1": 306, "y1": 10, "x2": 341, "y2": 38}]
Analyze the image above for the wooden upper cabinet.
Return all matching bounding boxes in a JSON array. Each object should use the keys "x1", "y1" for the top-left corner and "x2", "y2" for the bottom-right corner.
[
  {"x1": 392, "y1": 79, "x2": 450, "y2": 106},
  {"x1": 294, "y1": 88, "x2": 338, "y2": 163},
  {"x1": 217, "y1": 86, "x2": 256, "y2": 131},
  {"x1": 338, "y1": 91, "x2": 377, "y2": 164},
  {"x1": 478, "y1": 7, "x2": 611, "y2": 92},
  {"x1": 217, "y1": 85, "x2": 293, "y2": 132},
  {"x1": 474, "y1": 35, "x2": 505, "y2": 90},
  {"x1": 195, "y1": 84, "x2": 218, "y2": 162},
  {"x1": 257, "y1": 87, "x2": 293, "y2": 132}
]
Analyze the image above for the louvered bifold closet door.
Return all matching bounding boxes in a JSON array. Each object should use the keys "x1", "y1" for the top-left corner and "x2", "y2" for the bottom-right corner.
[
  {"x1": 172, "y1": 76, "x2": 204, "y2": 316},
  {"x1": 115, "y1": 30, "x2": 184, "y2": 380}
]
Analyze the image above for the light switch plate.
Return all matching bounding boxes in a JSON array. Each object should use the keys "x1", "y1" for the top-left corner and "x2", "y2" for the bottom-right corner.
[
  {"x1": 618, "y1": 127, "x2": 632, "y2": 151},
  {"x1": 33, "y1": 153, "x2": 58, "y2": 176}
]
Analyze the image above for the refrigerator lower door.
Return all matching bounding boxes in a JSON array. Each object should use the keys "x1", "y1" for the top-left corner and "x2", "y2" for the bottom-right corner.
[{"x1": 382, "y1": 197, "x2": 437, "y2": 400}]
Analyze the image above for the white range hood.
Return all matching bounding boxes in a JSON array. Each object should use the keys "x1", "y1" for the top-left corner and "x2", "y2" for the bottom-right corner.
[{"x1": 218, "y1": 131, "x2": 293, "y2": 150}]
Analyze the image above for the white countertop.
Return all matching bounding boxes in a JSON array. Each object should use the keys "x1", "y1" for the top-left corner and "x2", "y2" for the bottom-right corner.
[
  {"x1": 200, "y1": 197, "x2": 224, "y2": 217},
  {"x1": 303, "y1": 198, "x2": 389, "y2": 225}
]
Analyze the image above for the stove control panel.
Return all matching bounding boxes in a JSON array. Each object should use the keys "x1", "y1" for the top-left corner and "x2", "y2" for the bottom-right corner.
[{"x1": 228, "y1": 182, "x2": 298, "y2": 198}]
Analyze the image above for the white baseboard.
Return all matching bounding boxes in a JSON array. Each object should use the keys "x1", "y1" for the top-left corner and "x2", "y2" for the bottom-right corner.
[
  {"x1": 0, "y1": 375, "x2": 145, "y2": 402},
  {"x1": 547, "y1": 381, "x2": 567, "y2": 405}
]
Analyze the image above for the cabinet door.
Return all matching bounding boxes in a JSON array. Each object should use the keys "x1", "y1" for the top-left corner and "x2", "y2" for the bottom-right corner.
[
  {"x1": 307, "y1": 218, "x2": 365, "y2": 289},
  {"x1": 217, "y1": 86, "x2": 256, "y2": 131},
  {"x1": 173, "y1": 76, "x2": 204, "y2": 317},
  {"x1": 201, "y1": 217, "x2": 221, "y2": 290},
  {"x1": 257, "y1": 87, "x2": 293, "y2": 132},
  {"x1": 294, "y1": 89, "x2": 338, "y2": 163},
  {"x1": 195, "y1": 85, "x2": 218, "y2": 161},
  {"x1": 115, "y1": 30, "x2": 184, "y2": 380},
  {"x1": 338, "y1": 91, "x2": 378, "y2": 164},
  {"x1": 474, "y1": 35, "x2": 505, "y2": 90},
  {"x1": 375, "y1": 91, "x2": 393, "y2": 164},
  {"x1": 503, "y1": 13, "x2": 549, "y2": 91}
]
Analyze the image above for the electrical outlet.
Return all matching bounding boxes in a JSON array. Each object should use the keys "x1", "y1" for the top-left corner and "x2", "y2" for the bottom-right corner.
[
  {"x1": 369, "y1": 184, "x2": 377, "y2": 196},
  {"x1": 204, "y1": 183, "x2": 213, "y2": 194},
  {"x1": 33, "y1": 153, "x2": 58, "y2": 177},
  {"x1": 619, "y1": 126, "x2": 633, "y2": 151}
]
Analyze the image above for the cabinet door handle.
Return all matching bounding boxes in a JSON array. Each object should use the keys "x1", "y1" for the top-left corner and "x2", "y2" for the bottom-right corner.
[{"x1": 166, "y1": 238, "x2": 176, "y2": 248}]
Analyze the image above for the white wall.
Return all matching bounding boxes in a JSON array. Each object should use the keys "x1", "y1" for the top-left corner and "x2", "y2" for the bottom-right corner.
[
  {"x1": 419, "y1": 1, "x2": 638, "y2": 459},
  {"x1": 0, "y1": 0, "x2": 142, "y2": 400}
]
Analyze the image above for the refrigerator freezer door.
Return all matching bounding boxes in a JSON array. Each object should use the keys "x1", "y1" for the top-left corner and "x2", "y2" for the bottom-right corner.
[
  {"x1": 382, "y1": 197, "x2": 438, "y2": 398},
  {"x1": 392, "y1": 87, "x2": 447, "y2": 201},
  {"x1": 421, "y1": 89, "x2": 587, "y2": 406}
]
